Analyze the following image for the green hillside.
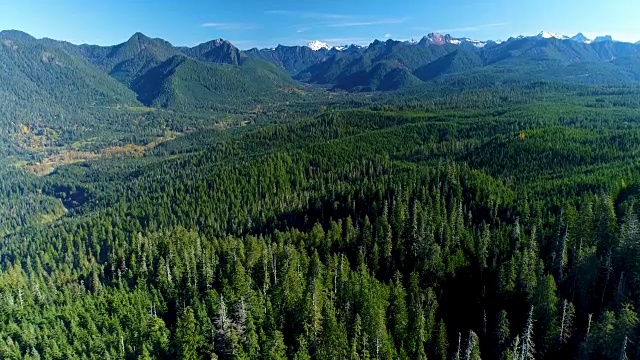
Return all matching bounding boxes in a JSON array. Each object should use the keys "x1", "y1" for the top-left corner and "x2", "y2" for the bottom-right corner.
[
  {"x1": 132, "y1": 56, "x2": 302, "y2": 111},
  {"x1": 0, "y1": 30, "x2": 143, "y2": 154},
  {"x1": 182, "y1": 39, "x2": 245, "y2": 65},
  {"x1": 293, "y1": 37, "x2": 640, "y2": 91},
  {"x1": 0, "y1": 30, "x2": 139, "y2": 109},
  {"x1": 244, "y1": 45, "x2": 330, "y2": 74},
  {"x1": 414, "y1": 49, "x2": 483, "y2": 81},
  {"x1": 296, "y1": 40, "x2": 460, "y2": 91},
  {"x1": 71, "y1": 33, "x2": 183, "y2": 85}
]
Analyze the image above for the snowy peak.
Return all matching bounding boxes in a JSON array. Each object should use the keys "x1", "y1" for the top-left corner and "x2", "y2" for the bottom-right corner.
[
  {"x1": 417, "y1": 33, "x2": 445, "y2": 46},
  {"x1": 571, "y1": 33, "x2": 593, "y2": 44},
  {"x1": 458, "y1": 37, "x2": 488, "y2": 48},
  {"x1": 423, "y1": 33, "x2": 446, "y2": 45},
  {"x1": 537, "y1": 31, "x2": 569, "y2": 40},
  {"x1": 306, "y1": 40, "x2": 349, "y2": 51},
  {"x1": 307, "y1": 40, "x2": 331, "y2": 51},
  {"x1": 416, "y1": 33, "x2": 487, "y2": 48},
  {"x1": 517, "y1": 31, "x2": 615, "y2": 44},
  {"x1": 302, "y1": 30, "x2": 624, "y2": 54}
]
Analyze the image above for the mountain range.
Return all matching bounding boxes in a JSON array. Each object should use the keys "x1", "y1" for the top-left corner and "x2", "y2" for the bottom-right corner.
[
  {"x1": 1, "y1": 28, "x2": 640, "y2": 111},
  {"x1": 248, "y1": 31, "x2": 640, "y2": 91},
  {"x1": 0, "y1": 29, "x2": 300, "y2": 115}
]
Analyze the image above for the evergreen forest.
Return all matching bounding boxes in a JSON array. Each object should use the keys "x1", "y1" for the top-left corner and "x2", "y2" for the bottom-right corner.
[{"x1": 1, "y1": 29, "x2": 640, "y2": 360}]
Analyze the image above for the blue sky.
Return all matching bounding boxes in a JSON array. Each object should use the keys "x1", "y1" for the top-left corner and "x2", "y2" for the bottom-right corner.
[{"x1": 1, "y1": 0, "x2": 639, "y2": 49}]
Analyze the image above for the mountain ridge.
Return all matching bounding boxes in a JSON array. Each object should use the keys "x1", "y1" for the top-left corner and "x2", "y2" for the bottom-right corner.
[
  {"x1": 2, "y1": 28, "x2": 640, "y2": 97},
  {"x1": 0, "y1": 29, "x2": 304, "y2": 113},
  {"x1": 4, "y1": 28, "x2": 636, "y2": 51}
]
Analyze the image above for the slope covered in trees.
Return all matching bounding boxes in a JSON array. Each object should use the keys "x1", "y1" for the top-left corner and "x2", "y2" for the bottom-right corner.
[
  {"x1": 0, "y1": 30, "x2": 140, "y2": 113},
  {"x1": 131, "y1": 57, "x2": 301, "y2": 112},
  {"x1": 292, "y1": 37, "x2": 640, "y2": 91},
  {"x1": 2, "y1": 81, "x2": 640, "y2": 360},
  {"x1": 0, "y1": 30, "x2": 304, "y2": 117}
]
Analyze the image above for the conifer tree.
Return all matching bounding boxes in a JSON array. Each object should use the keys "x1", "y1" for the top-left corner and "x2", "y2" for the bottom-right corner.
[
  {"x1": 464, "y1": 330, "x2": 481, "y2": 360},
  {"x1": 389, "y1": 272, "x2": 408, "y2": 349},
  {"x1": 558, "y1": 300, "x2": 574, "y2": 348},
  {"x1": 433, "y1": 318, "x2": 448, "y2": 360},
  {"x1": 520, "y1": 306, "x2": 535, "y2": 360},
  {"x1": 264, "y1": 330, "x2": 287, "y2": 360},
  {"x1": 176, "y1": 306, "x2": 201, "y2": 360},
  {"x1": 496, "y1": 310, "x2": 511, "y2": 358}
]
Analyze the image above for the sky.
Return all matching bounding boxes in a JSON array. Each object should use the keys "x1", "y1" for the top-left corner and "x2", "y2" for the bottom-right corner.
[{"x1": 0, "y1": 0, "x2": 639, "y2": 49}]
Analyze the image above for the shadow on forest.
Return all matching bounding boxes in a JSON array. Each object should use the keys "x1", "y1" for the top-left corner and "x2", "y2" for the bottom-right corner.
[{"x1": 43, "y1": 184, "x2": 92, "y2": 210}]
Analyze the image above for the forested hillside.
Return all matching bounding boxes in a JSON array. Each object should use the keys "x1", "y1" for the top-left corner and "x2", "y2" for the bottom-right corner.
[
  {"x1": 0, "y1": 30, "x2": 304, "y2": 117},
  {"x1": 2, "y1": 28, "x2": 640, "y2": 360},
  {"x1": 131, "y1": 57, "x2": 300, "y2": 112},
  {"x1": 2, "y1": 77, "x2": 640, "y2": 360},
  {"x1": 293, "y1": 37, "x2": 640, "y2": 91}
]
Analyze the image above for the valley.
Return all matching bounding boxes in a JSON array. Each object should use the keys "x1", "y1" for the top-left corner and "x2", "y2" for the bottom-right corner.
[{"x1": 0, "y1": 26, "x2": 640, "y2": 360}]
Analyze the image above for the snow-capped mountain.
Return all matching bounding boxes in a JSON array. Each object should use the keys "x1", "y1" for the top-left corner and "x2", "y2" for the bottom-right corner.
[
  {"x1": 299, "y1": 31, "x2": 626, "y2": 54},
  {"x1": 458, "y1": 38, "x2": 488, "y2": 48},
  {"x1": 417, "y1": 33, "x2": 487, "y2": 48},
  {"x1": 246, "y1": 29, "x2": 639, "y2": 85},
  {"x1": 418, "y1": 33, "x2": 446, "y2": 45},
  {"x1": 307, "y1": 40, "x2": 331, "y2": 51},
  {"x1": 301, "y1": 31, "x2": 628, "y2": 54},
  {"x1": 517, "y1": 32, "x2": 614, "y2": 44},
  {"x1": 571, "y1": 33, "x2": 593, "y2": 44},
  {"x1": 537, "y1": 31, "x2": 570, "y2": 40}
]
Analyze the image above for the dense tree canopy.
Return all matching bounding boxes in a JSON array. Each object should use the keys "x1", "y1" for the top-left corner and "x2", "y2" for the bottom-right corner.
[{"x1": 2, "y1": 34, "x2": 640, "y2": 358}]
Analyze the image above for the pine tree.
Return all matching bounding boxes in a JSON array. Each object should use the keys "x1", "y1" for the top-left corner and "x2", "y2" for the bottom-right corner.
[
  {"x1": 216, "y1": 295, "x2": 238, "y2": 357},
  {"x1": 433, "y1": 319, "x2": 448, "y2": 360},
  {"x1": 389, "y1": 272, "x2": 408, "y2": 349},
  {"x1": 520, "y1": 306, "x2": 535, "y2": 360},
  {"x1": 265, "y1": 330, "x2": 287, "y2": 360},
  {"x1": 478, "y1": 223, "x2": 490, "y2": 278},
  {"x1": 319, "y1": 301, "x2": 349, "y2": 359},
  {"x1": 176, "y1": 306, "x2": 201, "y2": 360},
  {"x1": 307, "y1": 278, "x2": 324, "y2": 354},
  {"x1": 138, "y1": 344, "x2": 152, "y2": 360},
  {"x1": 558, "y1": 300, "x2": 574, "y2": 348},
  {"x1": 464, "y1": 330, "x2": 481, "y2": 360},
  {"x1": 352, "y1": 314, "x2": 368, "y2": 360},
  {"x1": 293, "y1": 337, "x2": 311, "y2": 360},
  {"x1": 495, "y1": 310, "x2": 510, "y2": 358},
  {"x1": 243, "y1": 312, "x2": 260, "y2": 360},
  {"x1": 535, "y1": 274, "x2": 558, "y2": 354},
  {"x1": 504, "y1": 336, "x2": 520, "y2": 360}
]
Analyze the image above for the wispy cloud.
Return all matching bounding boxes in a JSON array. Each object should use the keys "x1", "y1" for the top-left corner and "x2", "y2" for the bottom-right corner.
[
  {"x1": 385, "y1": 33, "x2": 392, "y2": 38},
  {"x1": 266, "y1": 10, "x2": 350, "y2": 20},
  {"x1": 202, "y1": 22, "x2": 258, "y2": 30},
  {"x1": 325, "y1": 18, "x2": 406, "y2": 28},
  {"x1": 267, "y1": 10, "x2": 405, "y2": 32},
  {"x1": 297, "y1": 27, "x2": 313, "y2": 33},
  {"x1": 414, "y1": 22, "x2": 510, "y2": 34}
]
